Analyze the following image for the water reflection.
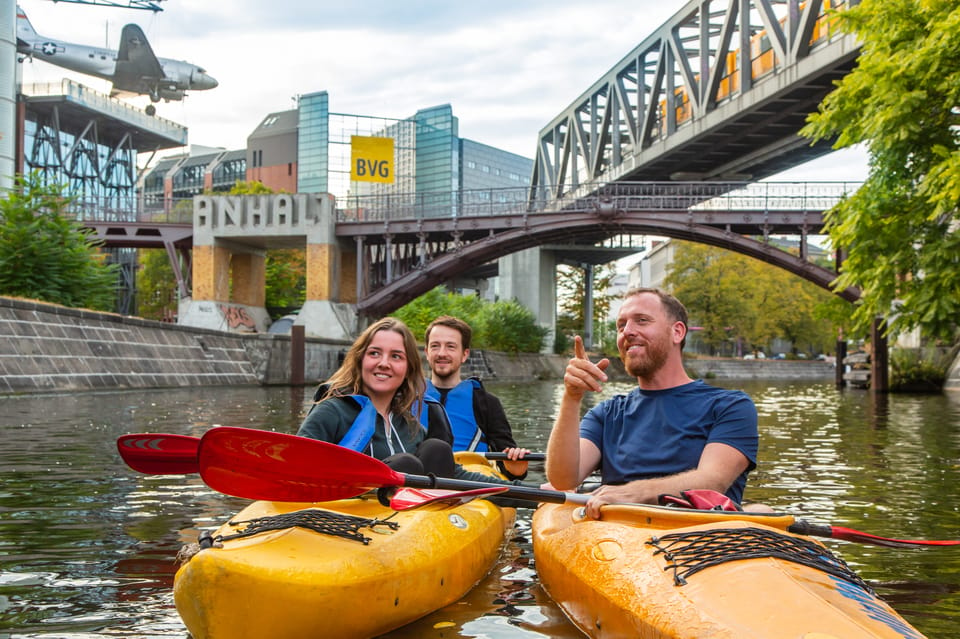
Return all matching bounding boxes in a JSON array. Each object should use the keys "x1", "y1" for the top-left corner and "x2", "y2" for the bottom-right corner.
[{"x1": 0, "y1": 382, "x2": 958, "y2": 637}]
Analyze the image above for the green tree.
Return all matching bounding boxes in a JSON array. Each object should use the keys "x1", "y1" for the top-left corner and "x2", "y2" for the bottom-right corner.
[
  {"x1": 664, "y1": 241, "x2": 840, "y2": 355},
  {"x1": 801, "y1": 0, "x2": 960, "y2": 340},
  {"x1": 665, "y1": 243, "x2": 752, "y2": 353},
  {"x1": 393, "y1": 287, "x2": 545, "y2": 353},
  {"x1": 477, "y1": 299, "x2": 547, "y2": 354},
  {"x1": 556, "y1": 263, "x2": 619, "y2": 354},
  {"x1": 136, "y1": 248, "x2": 177, "y2": 320},
  {"x1": 0, "y1": 173, "x2": 119, "y2": 310}
]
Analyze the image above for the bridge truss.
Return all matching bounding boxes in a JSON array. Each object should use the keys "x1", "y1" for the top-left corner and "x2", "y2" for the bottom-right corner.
[{"x1": 533, "y1": 0, "x2": 860, "y2": 201}]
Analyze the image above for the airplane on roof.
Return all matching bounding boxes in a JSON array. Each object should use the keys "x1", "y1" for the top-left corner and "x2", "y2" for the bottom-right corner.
[{"x1": 16, "y1": 5, "x2": 217, "y2": 115}]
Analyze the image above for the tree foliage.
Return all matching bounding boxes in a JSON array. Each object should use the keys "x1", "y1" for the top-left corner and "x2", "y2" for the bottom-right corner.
[
  {"x1": 664, "y1": 241, "x2": 842, "y2": 355},
  {"x1": 393, "y1": 287, "x2": 546, "y2": 353},
  {"x1": 137, "y1": 248, "x2": 177, "y2": 320},
  {"x1": 0, "y1": 173, "x2": 119, "y2": 310},
  {"x1": 556, "y1": 263, "x2": 619, "y2": 355},
  {"x1": 801, "y1": 0, "x2": 960, "y2": 340}
]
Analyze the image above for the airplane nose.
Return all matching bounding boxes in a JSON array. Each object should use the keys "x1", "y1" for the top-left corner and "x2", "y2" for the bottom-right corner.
[{"x1": 200, "y1": 73, "x2": 218, "y2": 90}]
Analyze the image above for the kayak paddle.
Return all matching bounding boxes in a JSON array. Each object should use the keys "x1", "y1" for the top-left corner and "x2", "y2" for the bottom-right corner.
[
  {"x1": 197, "y1": 428, "x2": 960, "y2": 549},
  {"x1": 785, "y1": 520, "x2": 960, "y2": 549},
  {"x1": 197, "y1": 426, "x2": 587, "y2": 505},
  {"x1": 117, "y1": 431, "x2": 543, "y2": 475},
  {"x1": 116, "y1": 433, "x2": 201, "y2": 475},
  {"x1": 389, "y1": 486, "x2": 510, "y2": 510}
]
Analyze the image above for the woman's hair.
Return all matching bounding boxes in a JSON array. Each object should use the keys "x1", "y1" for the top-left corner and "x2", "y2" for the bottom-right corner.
[{"x1": 320, "y1": 317, "x2": 425, "y2": 426}]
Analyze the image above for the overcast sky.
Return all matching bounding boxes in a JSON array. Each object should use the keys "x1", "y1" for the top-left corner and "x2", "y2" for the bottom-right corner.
[{"x1": 16, "y1": 0, "x2": 868, "y2": 180}]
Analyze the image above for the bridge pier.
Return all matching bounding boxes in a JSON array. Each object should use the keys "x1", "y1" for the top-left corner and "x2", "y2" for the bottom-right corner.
[{"x1": 498, "y1": 247, "x2": 557, "y2": 353}]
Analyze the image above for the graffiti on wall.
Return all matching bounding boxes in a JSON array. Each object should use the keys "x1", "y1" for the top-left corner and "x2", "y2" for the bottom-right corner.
[{"x1": 219, "y1": 304, "x2": 256, "y2": 330}]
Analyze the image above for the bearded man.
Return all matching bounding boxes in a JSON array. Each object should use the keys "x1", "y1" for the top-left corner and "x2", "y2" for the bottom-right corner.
[{"x1": 545, "y1": 288, "x2": 759, "y2": 519}]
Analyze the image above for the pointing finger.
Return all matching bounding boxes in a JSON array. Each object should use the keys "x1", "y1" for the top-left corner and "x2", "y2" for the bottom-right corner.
[{"x1": 574, "y1": 336, "x2": 587, "y2": 360}]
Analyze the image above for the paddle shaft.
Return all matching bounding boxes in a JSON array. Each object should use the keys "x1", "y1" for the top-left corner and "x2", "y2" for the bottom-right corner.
[
  {"x1": 398, "y1": 471, "x2": 587, "y2": 505},
  {"x1": 480, "y1": 452, "x2": 544, "y2": 461}
]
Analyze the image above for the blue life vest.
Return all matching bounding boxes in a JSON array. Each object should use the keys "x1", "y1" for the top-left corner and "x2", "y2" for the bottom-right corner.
[
  {"x1": 340, "y1": 394, "x2": 431, "y2": 453},
  {"x1": 336, "y1": 394, "x2": 378, "y2": 451},
  {"x1": 424, "y1": 379, "x2": 487, "y2": 452}
]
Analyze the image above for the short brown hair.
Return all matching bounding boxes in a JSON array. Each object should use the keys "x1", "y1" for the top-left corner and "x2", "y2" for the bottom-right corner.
[{"x1": 425, "y1": 315, "x2": 472, "y2": 350}]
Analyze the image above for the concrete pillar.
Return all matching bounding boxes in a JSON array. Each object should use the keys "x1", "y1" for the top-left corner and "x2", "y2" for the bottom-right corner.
[
  {"x1": 0, "y1": 0, "x2": 15, "y2": 191},
  {"x1": 306, "y1": 242, "x2": 337, "y2": 301},
  {"x1": 231, "y1": 252, "x2": 266, "y2": 307},
  {"x1": 192, "y1": 245, "x2": 232, "y2": 302},
  {"x1": 583, "y1": 263, "x2": 595, "y2": 350},
  {"x1": 498, "y1": 247, "x2": 556, "y2": 353},
  {"x1": 871, "y1": 317, "x2": 889, "y2": 393},
  {"x1": 339, "y1": 249, "x2": 358, "y2": 305}
]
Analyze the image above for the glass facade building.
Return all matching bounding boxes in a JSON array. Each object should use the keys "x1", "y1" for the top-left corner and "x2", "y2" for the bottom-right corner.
[
  {"x1": 296, "y1": 91, "x2": 329, "y2": 194},
  {"x1": 294, "y1": 94, "x2": 532, "y2": 208}
]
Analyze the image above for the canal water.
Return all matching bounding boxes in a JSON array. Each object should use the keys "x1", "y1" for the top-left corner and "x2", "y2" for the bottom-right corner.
[{"x1": 1, "y1": 380, "x2": 959, "y2": 638}]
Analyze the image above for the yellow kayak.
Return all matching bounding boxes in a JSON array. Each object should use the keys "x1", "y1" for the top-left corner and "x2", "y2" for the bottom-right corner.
[
  {"x1": 174, "y1": 452, "x2": 514, "y2": 639},
  {"x1": 533, "y1": 502, "x2": 926, "y2": 638}
]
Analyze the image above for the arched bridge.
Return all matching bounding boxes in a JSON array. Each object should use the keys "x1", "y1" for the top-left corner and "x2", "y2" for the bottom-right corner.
[{"x1": 338, "y1": 181, "x2": 860, "y2": 316}]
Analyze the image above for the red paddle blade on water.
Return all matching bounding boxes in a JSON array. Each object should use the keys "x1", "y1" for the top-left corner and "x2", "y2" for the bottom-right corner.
[
  {"x1": 117, "y1": 433, "x2": 200, "y2": 475},
  {"x1": 827, "y1": 526, "x2": 960, "y2": 549},
  {"x1": 198, "y1": 426, "x2": 407, "y2": 502},
  {"x1": 389, "y1": 486, "x2": 510, "y2": 511}
]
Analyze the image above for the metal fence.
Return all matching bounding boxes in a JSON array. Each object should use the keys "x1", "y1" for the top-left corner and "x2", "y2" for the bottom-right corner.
[{"x1": 61, "y1": 182, "x2": 862, "y2": 226}]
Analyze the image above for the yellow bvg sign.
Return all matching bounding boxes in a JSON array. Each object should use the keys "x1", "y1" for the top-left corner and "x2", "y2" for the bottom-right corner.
[{"x1": 350, "y1": 136, "x2": 394, "y2": 183}]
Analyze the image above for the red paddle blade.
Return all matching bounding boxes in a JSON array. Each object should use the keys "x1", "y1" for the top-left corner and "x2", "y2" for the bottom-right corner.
[
  {"x1": 198, "y1": 426, "x2": 406, "y2": 502},
  {"x1": 389, "y1": 486, "x2": 509, "y2": 511},
  {"x1": 117, "y1": 433, "x2": 200, "y2": 475},
  {"x1": 829, "y1": 526, "x2": 960, "y2": 549}
]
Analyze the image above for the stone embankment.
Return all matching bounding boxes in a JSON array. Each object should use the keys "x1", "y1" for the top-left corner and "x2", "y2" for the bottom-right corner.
[
  {"x1": 0, "y1": 297, "x2": 347, "y2": 395},
  {"x1": 1, "y1": 296, "x2": 888, "y2": 396}
]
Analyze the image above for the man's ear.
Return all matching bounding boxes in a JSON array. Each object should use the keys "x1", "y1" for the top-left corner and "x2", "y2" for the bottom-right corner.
[
  {"x1": 672, "y1": 321, "x2": 687, "y2": 345},
  {"x1": 462, "y1": 348, "x2": 470, "y2": 362}
]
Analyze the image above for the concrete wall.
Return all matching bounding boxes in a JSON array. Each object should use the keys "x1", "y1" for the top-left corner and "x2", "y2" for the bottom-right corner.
[
  {"x1": 945, "y1": 354, "x2": 960, "y2": 392},
  {"x1": 684, "y1": 358, "x2": 837, "y2": 381},
  {"x1": 0, "y1": 297, "x2": 349, "y2": 395},
  {"x1": 465, "y1": 351, "x2": 838, "y2": 383}
]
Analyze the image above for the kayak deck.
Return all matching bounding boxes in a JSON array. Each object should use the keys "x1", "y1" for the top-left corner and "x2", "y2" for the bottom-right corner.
[
  {"x1": 533, "y1": 502, "x2": 926, "y2": 639},
  {"x1": 174, "y1": 453, "x2": 514, "y2": 639}
]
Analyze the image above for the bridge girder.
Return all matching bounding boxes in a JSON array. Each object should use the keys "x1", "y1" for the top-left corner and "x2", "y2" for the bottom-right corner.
[{"x1": 353, "y1": 207, "x2": 858, "y2": 318}]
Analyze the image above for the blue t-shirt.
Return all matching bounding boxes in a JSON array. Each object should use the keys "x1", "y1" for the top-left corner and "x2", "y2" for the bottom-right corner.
[{"x1": 579, "y1": 380, "x2": 758, "y2": 503}]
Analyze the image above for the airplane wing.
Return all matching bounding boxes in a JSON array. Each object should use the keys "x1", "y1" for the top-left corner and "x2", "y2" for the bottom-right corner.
[{"x1": 112, "y1": 24, "x2": 165, "y2": 96}]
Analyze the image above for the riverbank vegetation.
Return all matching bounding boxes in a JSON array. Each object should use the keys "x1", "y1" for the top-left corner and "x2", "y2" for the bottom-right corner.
[
  {"x1": 0, "y1": 173, "x2": 118, "y2": 311},
  {"x1": 801, "y1": 0, "x2": 960, "y2": 344},
  {"x1": 890, "y1": 345, "x2": 958, "y2": 392},
  {"x1": 394, "y1": 287, "x2": 546, "y2": 353}
]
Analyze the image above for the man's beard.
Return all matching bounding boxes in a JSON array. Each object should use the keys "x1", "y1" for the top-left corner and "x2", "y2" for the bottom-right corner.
[
  {"x1": 622, "y1": 338, "x2": 670, "y2": 378},
  {"x1": 431, "y1": 364, "x2": 458, "y2": 384}
]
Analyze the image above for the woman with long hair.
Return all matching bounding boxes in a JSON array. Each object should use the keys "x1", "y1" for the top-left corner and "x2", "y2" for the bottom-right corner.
[{"x1": 296, "y1": 317, "x2": 456, "y2": 477}]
